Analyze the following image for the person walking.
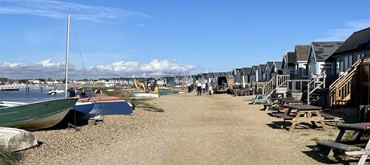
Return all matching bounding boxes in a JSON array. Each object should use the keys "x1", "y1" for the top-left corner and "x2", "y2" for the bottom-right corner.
[
  {"x1": 196, "y1": 81, "x2": 202, "y2": 96},
  {"x1": 208, "y1": 84, "x2": 213, "y2": 95},
  {"x1": 205, "y1": 83, "x2": 209, "y2": 93},
  {"x1": 201, "y1": 82, "x2": 206, "y2": 94}
]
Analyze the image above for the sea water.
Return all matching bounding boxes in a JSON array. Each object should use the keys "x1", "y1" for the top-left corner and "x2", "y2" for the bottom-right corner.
[
  {"x1": 0, "y1": 87, "x2": 64, "y2": 103},
  {"x1": 159, "y1": 89, "x2": 179, "y2": 95},
  {"x1": 0, "y1": 87, "x2": 179, "y2": 103}
]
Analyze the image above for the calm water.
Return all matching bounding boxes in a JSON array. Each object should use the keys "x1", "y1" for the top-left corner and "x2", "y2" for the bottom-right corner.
[
  {"x1": 0, "y1": 87, "x2": 64, "y2": 103},
  {"x1": 159, "y1": 89, "x2": 179, "y2": 95},
  {"x1": 0, "y1": 87, "x2": 178, "y2": 103}
]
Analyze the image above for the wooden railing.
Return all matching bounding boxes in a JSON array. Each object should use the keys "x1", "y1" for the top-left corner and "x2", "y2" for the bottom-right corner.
[
  {"x1": 286, "y1": 79, "x2": 309, "y2": 92},
  {"x1": 329, "y1": 59, "x2": 362, "y2": 107},
  {"x1": 307, "y1": 70, "x2": 326, "y2": 105},
  {"x1": 262, "y1": 75, "x2": 290, "y2": 97}
]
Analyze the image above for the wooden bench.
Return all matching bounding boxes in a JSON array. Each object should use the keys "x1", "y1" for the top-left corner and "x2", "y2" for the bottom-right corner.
[
  {"x1": 250, "y1": 94, "x2": 269, "y2": 105},
  {"x1": 320, "y1": 113, "x2": 336, "y2": 119},
  {"x1": 317, "y1": 140, "x2": 363, "y2": 152},
  {"x1": 316, "y1": 122, "x2": 370, "y2": 164},
  {"x1": 275, "y1": 114, "x2": 294, "y2": 120},
  {"x1": 316, "y1": 140, "x2": 370, "y2": 164},
  {"x1": 318, "y1": 112, "x2": 342, "y2": 123},
  {"x1": 263, "y1": 103, "x2": 273, "y2": 111},
  {"x1": 275, "y1": 114, "x2": 295, "y2": 129}
]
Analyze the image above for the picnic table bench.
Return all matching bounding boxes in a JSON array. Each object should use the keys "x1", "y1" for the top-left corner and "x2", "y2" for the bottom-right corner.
[
  {"x1": 316, "y1": 122, "x2": 370, "y2": 164},
  {"x1": 275, "y1": 105, "x2": 327, "y2": 131},
  {"x1": 275, "y1": 113, "x2": 294, "y2": 121},
  {"x1": 275, "y1": 111, "x2": 340, "y2": 122},
  {"x1": 262, "y1": 97, "x2": 302, "y2": 111},
  {"x1": 250, "y1": 94, "x2": 269, "y2": 105},
  {"x1": 317, "y1": 140, "x2": 363, "y2": 152}
]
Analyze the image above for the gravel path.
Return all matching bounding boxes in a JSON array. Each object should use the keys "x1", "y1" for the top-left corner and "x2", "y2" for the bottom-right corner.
[{"x1": 19, "y1": 93, "x2": 341, "y2": 164}]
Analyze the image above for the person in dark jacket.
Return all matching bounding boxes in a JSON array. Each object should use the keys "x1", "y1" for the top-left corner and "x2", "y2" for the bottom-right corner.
[{"x1": 68, "y1": 87, "x2": 76, "y2": 97}]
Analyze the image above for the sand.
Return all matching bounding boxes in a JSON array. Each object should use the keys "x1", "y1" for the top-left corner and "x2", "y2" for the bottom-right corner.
[{"x1": 18, "y1": 92, "x2": 347, "y2": 165}]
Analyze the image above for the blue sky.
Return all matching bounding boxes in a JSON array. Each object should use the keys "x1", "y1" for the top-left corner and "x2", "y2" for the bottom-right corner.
[{"x1": 0, "y1": 0, "x2": 370, "y2": 79}]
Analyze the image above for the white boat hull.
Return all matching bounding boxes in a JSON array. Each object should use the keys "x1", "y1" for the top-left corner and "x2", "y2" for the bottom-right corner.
[
  {"x1": 8, "y1": 108, "x2": 71, "y2": 131},
  {"x1": 0, "y1": 127, "x2": 38, "y2": 152},
  {"x1": 132, "y1": 92, "x2": 160, "y2": 98}
]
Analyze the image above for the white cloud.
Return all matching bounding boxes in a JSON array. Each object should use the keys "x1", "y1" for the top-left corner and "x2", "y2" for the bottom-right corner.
[
  {"x1": 317, "y1": 19, "x2": 370, "y2": 41},
  {"x1": 3, "y1": 62, "x2": 22, "y2": 67},
  {"x1": 38, "y1": 59, "x2": 62, "y2": 67},
  {"x1": 0, "y1": 59, "x2": 197, "y2": 79},
  {"x1": 0, "y1": 0, "x2": 149, "y2": 22}
]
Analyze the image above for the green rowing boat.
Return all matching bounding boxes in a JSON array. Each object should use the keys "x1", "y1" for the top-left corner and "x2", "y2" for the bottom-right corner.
[{"x1": 0, "y1": 98, "x2": 78, "y2": 131}]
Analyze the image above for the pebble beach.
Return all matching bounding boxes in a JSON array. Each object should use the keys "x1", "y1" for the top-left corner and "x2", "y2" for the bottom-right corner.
[
  {"x1": 15, "y1": 93, "x2": 346, "y2": 165},
  {"x1": 18, "y1": 107, "x2": 167, "y2": 165}
]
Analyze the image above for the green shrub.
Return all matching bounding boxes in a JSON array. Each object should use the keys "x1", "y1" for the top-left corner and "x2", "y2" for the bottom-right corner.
[{"x1": 0, "y1": 146, "x2": 19, "y2": 165}]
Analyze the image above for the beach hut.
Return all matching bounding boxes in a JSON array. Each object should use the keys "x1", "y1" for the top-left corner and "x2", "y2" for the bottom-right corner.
[
  {"x1": 294, "y1": 45, "x2": 310, "y2": 80},
  {"x1": 282, "y1": 52, "x2": 296, "y2": 79},
  {"x1": 241, "y1": 67, "x2": 252, "y2": 88},
  {"x1": 327, "y1": 27, "x2": 370, "y2": 107},
  {"x1": 307, "y1": 41, "x2": 343, "y2": 82}
]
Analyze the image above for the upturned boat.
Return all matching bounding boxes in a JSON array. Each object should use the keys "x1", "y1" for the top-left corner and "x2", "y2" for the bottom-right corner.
[
  {"x1": 0, "y1": 127, "x2": 38, "y2": 151},
  {"x1": 75, "y1": 96, "x2": 134, "y2": 120}
]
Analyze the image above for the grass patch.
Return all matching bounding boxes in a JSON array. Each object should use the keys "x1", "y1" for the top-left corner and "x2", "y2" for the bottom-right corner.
[
  {"x1": 312, "y1": 146, "x2": 321, "y2": 152},
  {"x1": 129, "y1": 98, "x2": 164, "y2": 112},
  {"x1": 103, "y1": 88, "x2": 132, "y2": 99},
  {"x1": 0, "y1": 146, "x2": 20, "y2": 165},
  {"x1": 310, "y1": 137, "x2": 320, "y2": 142},
  {"x1": 342, "y1": 131, "x2": 357, "y2": 141}
]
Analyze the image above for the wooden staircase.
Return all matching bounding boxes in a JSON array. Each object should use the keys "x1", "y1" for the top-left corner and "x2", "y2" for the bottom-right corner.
[
  {"x1": 262, "y1": 75, "x2": 290, "y2": 98},
  {"x1": 306, "y1": 71, "x2": 326, "y2": 105},
  {"x1": 329, "y1": 59, "x2": 362, "y2": 108}
]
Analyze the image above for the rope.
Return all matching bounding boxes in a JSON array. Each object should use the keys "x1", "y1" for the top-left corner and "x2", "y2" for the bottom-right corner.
[{"x1": 70, "y1": 20, "x2": 104, "y2": 123}]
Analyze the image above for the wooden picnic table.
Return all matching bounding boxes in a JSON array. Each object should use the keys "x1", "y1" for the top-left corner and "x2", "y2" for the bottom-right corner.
[
  {"x1": 270, "y1": 97, "x2": 295, "y2": 102},
  {"x1": 317, "y1": 122, "x2": 370, "y2": 164},
  {"x1": 335, "y1": 122, "x2": 370, "y2": 142},
  {"x1": 282, "y1": 105, "x2": 327, "y2": 131},
  {"x1": 271, "y1": 98, "x2": 302, "y2": 106},
  {"x1": 263, "y1": 97, "x2": 301, "y2": 111}
]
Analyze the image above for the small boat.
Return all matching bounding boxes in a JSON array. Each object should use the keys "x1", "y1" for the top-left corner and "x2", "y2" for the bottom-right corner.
[
  {"x1": 0, "y1": 101, "x2": 27, "y2": 108},
  {"x1": 0, "y1": 84, "x2": 23, "y2": 91},
  {"x1": 78, "y1": 97, "x2": 134, "y2": 120},
  {"x1": 0, "y1": 127, "x2": 38, "y2": 152},
  {"x1": 0, "y1": 98, "x2": 78, "y2": 131},
  {"x1": 158, "y1": 86, "x2": 169, "y2": 90},
  {"x1": 0, "y1": 15, "x2": 78, "y2": 131},
  {"x1": 77, "y1": 96, "x2": 123, "y2": 102},
  {"x1": 132, "y1": 80, "x2": 160, "y2": 98},
  {"x1": 0, "y1": 88, "x2": 19, "y2": 91},
  {"x1": 73, "y1": 101, "x2": 95, "y2": 116},
  {"x1": 47, "y1": 89, "x2": 65, "y2": 95},
  {"x1": 132, "y1": 91, "x2": 160, "y2": 98}
]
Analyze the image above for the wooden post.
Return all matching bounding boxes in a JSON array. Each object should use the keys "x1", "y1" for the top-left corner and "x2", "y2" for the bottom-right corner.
[{"x1": 307, "y1": 82, "x2": 310, "y2": 105}]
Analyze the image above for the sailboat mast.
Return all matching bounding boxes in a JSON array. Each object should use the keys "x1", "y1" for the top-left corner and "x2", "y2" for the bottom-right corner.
[{"x1": 64, "y1": 14, "x2": 71, "y2": 98}]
